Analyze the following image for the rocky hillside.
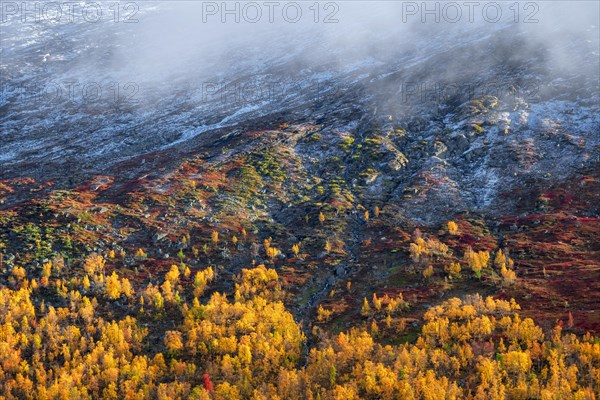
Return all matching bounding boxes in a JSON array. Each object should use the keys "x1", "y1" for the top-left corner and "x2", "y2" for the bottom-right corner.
[{"x1": 1, "y1": 2, "x2": 599, "y2": 397}]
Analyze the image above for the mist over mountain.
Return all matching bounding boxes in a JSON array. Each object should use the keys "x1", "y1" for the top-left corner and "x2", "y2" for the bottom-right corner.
[
  {"x1": 0, "y1": 3, "x2": 599, "y2": 398},
  {"x1": 1, "y1": 2, "x2": 598, "y2": 185}
]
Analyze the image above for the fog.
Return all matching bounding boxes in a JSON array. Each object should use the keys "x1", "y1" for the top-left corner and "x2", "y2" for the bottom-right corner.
[
  {"x1": 0, "y1": 1, "x2": 598, "y2": 178},
  {"x1": 2, "y1": 1, "x2": 598, "y2": 107},
  {"x1": 106, "y1": 1, "x2": 599, "y2": 86}
]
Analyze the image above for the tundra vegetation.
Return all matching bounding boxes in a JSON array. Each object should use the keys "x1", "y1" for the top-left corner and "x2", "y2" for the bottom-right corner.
[{"x1": 0, "y1": 121, "x2": 598, "y2": 399}]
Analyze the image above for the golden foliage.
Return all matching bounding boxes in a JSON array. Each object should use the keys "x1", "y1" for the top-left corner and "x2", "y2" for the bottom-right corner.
[
  {"x1": 446, "y1": 262, "x2": 462, "y2": 278},
  {"x1": 135, "y1": 248, "x2": 147, "y2": 258},
  {"x1": 409, "y1": 237, "x2": 449, "y2": 263},
  {"x1": 464, "y1": 247, "x2": 490, "y2": 278},
  {"x1": 324, "y1": 240, "x2": 332, "y2": 254},
  {"x1": 291, "y1": 243, "x2": 300, "y2": 256},
  {"x1": 265, "y1": 246, "x2": 279, "y2": 259},
  {"x1": 0, "y1": 251, "x2": 597, "y2": 400},
  {"x1": 423, "y1": 264, "x2": 434, "y2": 279},
  {"x1": 447, "y1": 220, "x2": 459, "y2": 235},
  {"x1": 105, "y1": 271, "x2": 122, "y2": 299},
  {"x1": 11, "y1": 266, "x2": 26, "y2": 281},
  {"x1": 165, "y1": 264, "x2": 180, "y2": 284},
  {"x1": 317, "y1": 305, "x2": 333, "y2": 322},
  {"x1": 83, "y1": 253, "x2": 105, "y2": 276},
  {"x1": 194, "y1": 266, "x2": 215, "y2": 298},
  {"x1": 361, "y1": 297, "x2": 371, "y2": 316}
]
